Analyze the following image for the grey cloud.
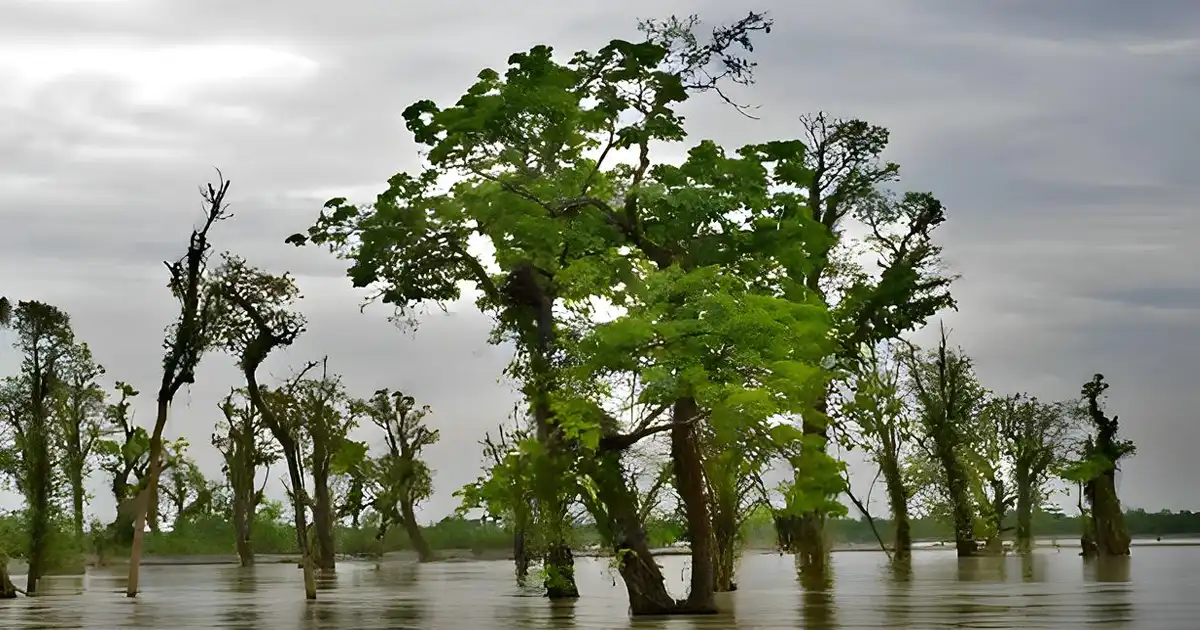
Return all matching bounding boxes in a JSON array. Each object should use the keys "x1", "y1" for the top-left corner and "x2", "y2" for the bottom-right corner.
[{"x1": 2, "y1": 0, "x2": 1198, "y2": 520}]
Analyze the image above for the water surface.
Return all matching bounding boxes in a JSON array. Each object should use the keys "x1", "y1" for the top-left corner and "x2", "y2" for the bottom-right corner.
[{"x1": 3, "y1": 547, "x2": 1198, "y2": 628}]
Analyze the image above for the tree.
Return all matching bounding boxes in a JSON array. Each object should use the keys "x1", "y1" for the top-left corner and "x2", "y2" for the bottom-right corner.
[
  {"x1": 95, "y1": 382, "x2": 148, "y2": 545},
  {"x1": 901, "y1": 326, "x2": 985, "y2": 557},
  {"x1": 455, "y1": 422, "x2": 535, "y2": 581},
  {"x1": 1062, "y1": 374, "x2": 1134, "y2": 557},
  {"x1": 293, "y1": 360, "x2": 358, "y2": 571},
  {"x1": 160, "y1": 442, "x2": 213, "y2": 526},
  {"x1": 3, "y1": 301, "x2": 74, "y2": 594},
  {"x1": 841, "y1": 342, "x2": 915, "y2": 559},
  {"x1": 213, "y1": 388, "x2": 278, "y2": 566},
  {"x1": 127, "y1": 173, "x2": 229, "y2": 598},
  {"x1": 210, "y1": 253, "x2": 316, "y2": 598},
  {"x1": 52, "y1": 340, "x2": 108, "y2": 538},
  {"x1": 986, "y1": 393, "x2": 1076, "y2": 553},
  {"x1": 774, "y1": 112, "x2": 956, "y2": 569},
  {"x1": 356, "y1": 389, "x2": 439, "y2": 562}
]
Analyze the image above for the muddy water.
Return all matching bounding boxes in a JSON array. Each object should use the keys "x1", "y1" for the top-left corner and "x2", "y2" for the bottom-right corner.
[{"x1": 2, "y1": 547, "x2": 1198, "y2": 629}]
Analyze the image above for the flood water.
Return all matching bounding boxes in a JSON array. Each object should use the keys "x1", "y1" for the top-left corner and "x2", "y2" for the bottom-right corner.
[{"x1": 3, "y1": 547, "x2": 1198, "y2": 629}]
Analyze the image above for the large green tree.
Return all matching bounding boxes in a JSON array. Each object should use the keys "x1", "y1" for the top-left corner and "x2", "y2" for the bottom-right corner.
[{"x1": 290, "y1": 12, "x2": 806, "y2": 613}]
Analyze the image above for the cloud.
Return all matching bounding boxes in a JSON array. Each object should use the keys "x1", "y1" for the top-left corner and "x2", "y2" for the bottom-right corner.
[{"x1": 2, "y1": 0, "x2": 1197, "y2": 524}]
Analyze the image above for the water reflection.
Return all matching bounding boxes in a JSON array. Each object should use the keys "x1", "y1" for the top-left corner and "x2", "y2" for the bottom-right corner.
[
  {"x1": 221, "y1": 567, "x2": 260, "y2": 629},
  {"x1": 796, "y1": 556, "x2": 835, "y2": 630},
  {"x1": 1083, "y1": 557, "x2": 1134, "y2": 628},
  {"x1": 1, "y1": 549, "x2": 1197, "y2": 628}
]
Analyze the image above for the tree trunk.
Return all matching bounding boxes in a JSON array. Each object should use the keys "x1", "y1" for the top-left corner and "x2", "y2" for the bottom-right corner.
[
  {"x1": 283, "y1": 453, "x2": 317, "y2": 599},
  {"x1": 795, "y1": 395, "x2": 831, "y2": 567},
  {"x1": 881, "y1": 454, "x2": 911, "y2": 560},
  {"x1": 936, "y1": 442, "x2": 976, "y2": 557},
  {"x1": 233, "y1": 493, "x2": 254, "y2": 567},
  {"x1": 26, "y1": 422, "x2": 52, "y2": 595},
  {"x1": 1015, "y1": 467, "x2": 1033, "y2": 554},
  {"x1": 400, "y1": 502, "x2": 434, "y2": 562},
  {"x1": 584, "y1": 451, "x2": 679, "y2": 615},
  {"x1": 543, "y1": 542, "x2": 577, "y2": 599},
  {"x1": 0, "y1": 557, "x2": 16, "y2": 599},
  {"x1": 311, "y1": 473, "x2": 336, "y2": 571},
  {"x1": 513, "y1": 527, "x2": 529, "y2": 583},
  {"x1": 126, "y1": 396, "x2": 169, "y2": 597},
  {"x1": 71, "y1": 474, "x2": 85, "y2": 540},
  {"x1": 670, "y1": 397, "x2": 716, "y2": 613},
  {"x1": 711, "y1": 510, "x2": 738, "y2": 592},
  {"x1": 1090, "y1": 473, "x2": 1131, "y2": 556}
]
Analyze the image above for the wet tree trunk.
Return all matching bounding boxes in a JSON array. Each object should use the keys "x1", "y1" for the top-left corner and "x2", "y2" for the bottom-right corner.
[
  {"x1": 584, "y1": 451, "x2": 679, "y2": 615},
  {"x1": 0, "y1": 557, "x2": 16, "y2": 599},
  {"x1": 1015, "y1": 467, "x2": 1034, "y2": 554},
  {"x1": 939, "y1": 447, "x2": 977, "y2": 557},
  {"x1": 311, "y1": 474, "x2": 336, "y2": 571},
  {"x1": 126, "y1": 397, "x2": 170, "y2": 597},
  {"x1": 795, "y1": 396, "x2": 830, "y2": 569},
  {"x1": 513, "y1": 526, "x2": 529, "y2": 583},
  {"x1": 1090, "y1": 473, "x2": 1131, "y2": 556},
  {"x1": 711, "y1": 507, "x2": 738, "y2": 592},
  {"x1": 400, "y1": 502, "x2": 434, "y2": 563},
  {"x1": 671, "y1": 397, "x2": 716, "y2": 613},
  {"x1": 284, "y1": 454, "x2": 317, "y2": 599},
  {"x1": 881, "y1": 454, "x2": 911, "y2": 560},
  {"x1": 26, "y1": 392, "x2": 53, "y2": 595},
  {"x1": 233, "y1": 493, "x2": 254, "y2": 567}
]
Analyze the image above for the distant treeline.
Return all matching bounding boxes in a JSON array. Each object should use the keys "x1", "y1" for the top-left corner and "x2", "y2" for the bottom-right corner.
[
  {"x1": 740, "y1": 508, "x2": 1200, "y2": 547},
  {"x1": 2, "y1": 506, "x2": 1194, "y2": 567}
]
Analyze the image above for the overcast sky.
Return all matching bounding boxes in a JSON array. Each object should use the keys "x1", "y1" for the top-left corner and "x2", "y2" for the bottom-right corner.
[{"x1": 1, "y1": 0, "x2": 1197, "y2": 526}]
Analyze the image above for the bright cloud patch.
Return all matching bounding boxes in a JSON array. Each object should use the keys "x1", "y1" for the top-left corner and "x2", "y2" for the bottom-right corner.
[{"x1": 0, "y1": 42, "x2": 319, "y2": 107}]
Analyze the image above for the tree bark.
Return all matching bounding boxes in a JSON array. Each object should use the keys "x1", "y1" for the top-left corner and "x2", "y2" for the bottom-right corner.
[
  {"x1": 1090, "y1": 473, "x2": 1131, "y2": 556},
  {"x1": 513, "y1": 527, "x2": 529, "y2": 583},
  {"x1": 311, "y1": 473, "x2": 336, "y2": 571},
  {"x1": 935, "y1": 441, "x2": 976, "y2": 557},
  {"x1": 0, "y1": 558, "x2": 16, "y2": 599},
  {"x1": 233, "y1": 493, "x2": 254, "y2": 567},
  {"x1": 126, "y1": 396, "x2": 169, "y2": 597},
  {"x1": 1015, "y1": 467, "x2": 1033, "y2": 554},
  {"x1": 881, "y1": 454, "x2": 911, "y2": 560},
  {"x1": 583, "y1": 451, "x2": 679, "y2": 615},
  {"x1": 400, "y1": 502, "x2": 434, "y2": 562},
  {"x1": 283, "y1": 452, "x2": 317, "y2": 599},
  {"x1": 670, "y1": 397, "x2": 716, "y2": 613},
  {"x1": 711, "y1": 509, "x2": 738, "y2": 592}
]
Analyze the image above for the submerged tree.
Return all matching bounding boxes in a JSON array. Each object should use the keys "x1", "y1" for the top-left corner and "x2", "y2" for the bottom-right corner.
[
  {"x1": 213, "y1": 388, "x2": 278, "y2": 566},
  {"x1": 775, "y1": 114, "x2": 956, "y2": 567},
  {"x1": 355, "y1": 389, "x2": 439, "y2": 562},
  {"x1": 294, "y1": 360, "x2": 358, "y2": 571},
  {"x1": 95, "y1": 382, "x2": 148, "y2": 544},
  {"x1": 52, "y1": 340, "x2": 108, "y2": 538},
  {"x1": 456, "y1": 422, "x2": 535, "y2": 581},
  {"x1": 842, "y1": 343, "x2": 914, "y2": 559},
  {"x1": 902, "y1": 326, "x2": 985, "y2": 557},
  {"x1": 1063, "y1": 375, "x2": 1134, "y2": 557},
  {"x1": 211, "y1": 253, "x2": 315, "y2": 597},
  {"x1": 127, "y1": 174, "x2": 229, "y2": 597},
  {"x1": 2, "y1": 301, "x2": 74, "y2": 594},
  {"x1": 987, "y1": 393, "x2": 1075, "y2": 553}
]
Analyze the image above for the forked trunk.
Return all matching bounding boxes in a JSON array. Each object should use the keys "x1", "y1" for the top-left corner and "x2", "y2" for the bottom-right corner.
[
  {"x1": 670, "y1": 397, "x2": 716, "y2": 613},
  {"x1": 400, "y1": 502, "x2": 434, "y2": 562},
  {"x1": 584, "y1": 451, "x2": 677, "y2": 615},
  {"x1": 126, "y1": 396, "x2": 170, "y2": 597}
]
